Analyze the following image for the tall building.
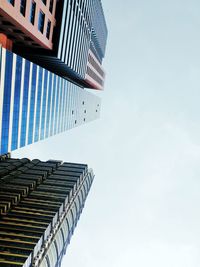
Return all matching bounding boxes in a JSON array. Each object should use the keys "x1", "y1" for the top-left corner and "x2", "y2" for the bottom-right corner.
[
  {"x1": 0, "y1": 0, "x2": 108, "y2": 90},
  {"x1": 0, "y1": 0, "x2": 107, "y2": 156},
  {"x1": 26, "y1": 0, "x2": 108, "y2": 90},
  {"x1": 0, "y1": 46, "x2": 101, "y2": 155},
  {"x1": 0, "y1": 153, "x2": 94, "y2": 267}
]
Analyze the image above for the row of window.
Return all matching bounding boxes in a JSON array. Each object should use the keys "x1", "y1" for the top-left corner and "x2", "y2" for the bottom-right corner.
[
  {"x1": 30, "y1": 2, "x2": 52, "y2": 39},
  {"x1": 91, "y1": 0, "x2": 107, "y2": 59},
  {"x1": 0, "y1": 157, "x2": 91, "y2": 266},
  {"x1": 8, "y1": 0, "x2": 53, "y2": 39},
  {"x1": 87, "y1": 66, "x2": 103, "y2": 86},
  {"x1": 0, "y1": 48, "x2": 100, "y2": 155},
  {"x1": 8, "y1": 0, "x2": 54, "y2": 13},
  {"x1": 88, "y1": 53, "x2": 104, "y2": 77},
  {"x1": 39, "y1": 171, "x2": 92, "y2": 267},
  {"x1": 58, "y1": 0, "x2": 91, "y2": 78}
]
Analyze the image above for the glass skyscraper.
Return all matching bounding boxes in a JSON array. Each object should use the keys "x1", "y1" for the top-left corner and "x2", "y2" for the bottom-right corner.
[
  {"x1": 0, "y1": 153, "x2": 94, "y2": 267},
  {"x1": 0, "y1": 46, "x2": 101, "y2": 155},
  {"x1": 0, "y1": 0, "x2": 107, "y2": 156}
]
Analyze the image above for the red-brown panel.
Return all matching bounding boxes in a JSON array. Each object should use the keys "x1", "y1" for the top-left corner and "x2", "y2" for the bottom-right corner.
[
  {"x1": 0, "y1": 33, "x2": 13, "y2": 50},
  {"x1": 0, "y1": 0, "x2": 56, "y2": 49}
]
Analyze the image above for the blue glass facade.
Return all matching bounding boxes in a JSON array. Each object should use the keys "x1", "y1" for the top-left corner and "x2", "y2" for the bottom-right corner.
[
  {"x1": 11, "y1": 56, "x2": 22, "y2": 150},
  {"x1": 1, "y1": 51, "x2": 12, "y2": 154},
  {"x1": 20, "y1": 60, "x2": 30, "y2": 147},
  {"x1": 0, "y1": 47, "x2": 101, "y2": 155},
  {"x1": 28, "y1": 63, "x2": 37, "y2": 145}
]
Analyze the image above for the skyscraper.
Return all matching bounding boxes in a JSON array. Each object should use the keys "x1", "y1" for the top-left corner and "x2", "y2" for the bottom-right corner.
[
  {"x1": 0, "y1": 0, "x2": 108, "y2": 90},
  {"x1": 0, "y1": 46, "x2": 101, "y2": 155},
  {"x1": 0, "y1": 0, "x2": 107, "y2": 156},
  {"x1": 23, "y1": 0, "x2": 108, "y2": 90},
  {"x1": 0, "y1": 153, "x2": 94, "y2": 267}
]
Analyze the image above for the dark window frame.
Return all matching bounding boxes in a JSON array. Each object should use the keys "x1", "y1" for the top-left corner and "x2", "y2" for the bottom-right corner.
[
  {"x1": 30, "y1": 1, "x2": 36, "y2": 25},
  {"x1": 38, "y1": 10, "x2": 45, "y2": 33},
  {"x1": 49, "y1": 0, "x2": 54, "y2": 13},
  {"x1": 8, "y1": 0, "x2": 15, "y2": 6},
  {"x1": 46, "y1": 20, "x2": 51, "y2": 39},
  {"x1": 20, "y1": 0, "x2": 27, "y2": 16}
]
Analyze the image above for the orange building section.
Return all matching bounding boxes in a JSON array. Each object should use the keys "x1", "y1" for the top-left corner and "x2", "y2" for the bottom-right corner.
[
  {"x1": 0, "y1": 33, "x2": 13, "y2": 50},
  {"x1": 0, "y1": 0, "x2": 56, "y2": 50}
]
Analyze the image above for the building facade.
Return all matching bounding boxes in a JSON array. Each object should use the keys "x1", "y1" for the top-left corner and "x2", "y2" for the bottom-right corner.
[
  {"x1": 53, "y1": 0, "x2": 108, "y2": 90},
  {"x1": 0, "y1": 0, "x2": 108, "y2": 90},
  {"x1": 0, "y1": 46, "x2": 101, "y2": 155},
  {"x1": 0, "y1": 0, "x2": 56, "y2": 50},
  {"x1": 0, "y1": 0, "x2": 107, "y2": 156},
  {"x1": 0, "y1": 153, "x2": 94, "y2": 267}
]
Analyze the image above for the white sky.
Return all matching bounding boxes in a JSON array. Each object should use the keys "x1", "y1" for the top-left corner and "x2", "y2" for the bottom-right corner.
[{"x1": 13, "y1": 0, "x2": 200, "y2": 266}]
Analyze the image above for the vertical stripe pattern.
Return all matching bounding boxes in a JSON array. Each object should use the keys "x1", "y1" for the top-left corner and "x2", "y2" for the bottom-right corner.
[{"x1": 0, "y1": 47, "x2": 100, "y2": 155}]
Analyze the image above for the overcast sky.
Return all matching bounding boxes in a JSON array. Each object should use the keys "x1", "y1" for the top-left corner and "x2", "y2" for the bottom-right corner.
[{"x1": 13, "y1": 0, "x2": 200, "y2": 266}]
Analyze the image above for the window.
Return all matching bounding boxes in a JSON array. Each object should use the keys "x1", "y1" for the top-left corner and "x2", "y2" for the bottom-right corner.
[
  {"x1": 8, "y1": 0, "x2": 15, "y2": 5},
  {"x1": 20, "y1": 0, "x2": 26, "y2": 16},
  {"x1": 46, "y1": 20, "x2": 51, "y2": 39},
  {"x1": 38, "y1": 10, "x2": 45, "y2": 33},
  {"x1": 45, "y1": 255, "x2": 51, "y2": 267},
  {"x1": 30, "y1": 1, "x2": 36, "y2": 25},
  {"x1": 54, "y1": 241, "x2": 59, "y2": 259},
  {"x1": 49, "y1": 0, "x2": 54, "y2": 13},
  {"x1": 60, "y1": 228, "x2": 65, "y2": 243}
]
